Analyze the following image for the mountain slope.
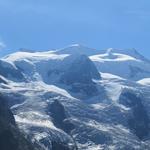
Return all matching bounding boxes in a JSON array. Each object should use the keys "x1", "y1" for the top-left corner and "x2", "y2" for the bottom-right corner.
[
  {"x1": 1, "y1": 45, "x2": 150, "y2": 149},
  {"x1": 4, "y1": 45, "x2": 150, "y2": 81},
  {"x1": 0, "y1": 94, "x2": 43, "y2": 150},
  {"x1": 90, "y1": 48, "x2": 150, "y2": 81}
]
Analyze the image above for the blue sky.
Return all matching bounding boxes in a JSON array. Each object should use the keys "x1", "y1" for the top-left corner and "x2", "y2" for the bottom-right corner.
[{"x1": 0, "y1": 0, "x2": 150, "y2": 58}]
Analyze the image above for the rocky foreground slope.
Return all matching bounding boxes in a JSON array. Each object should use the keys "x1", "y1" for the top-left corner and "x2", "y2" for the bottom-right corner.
[{"x1": 0, "y1": 94, "x2": 44, "y2": 150}]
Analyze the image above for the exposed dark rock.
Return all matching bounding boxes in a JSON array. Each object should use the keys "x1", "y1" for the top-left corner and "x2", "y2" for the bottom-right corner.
[
  {"x1": 49, "y1": 100, "x2": 75, "y2": 133},
  {"x1": 70, "y1": 120, "x2": 112, "y2": 146},
  {"x1": 0, "y1": 95, "x2": 16, "y2": 126},
  {"x1": 51, "y1": 141, "x2": 74, "y2": 150},
  {"x1": 0, "y1": 94, "x2": 42, "y2": 150},
  {"x1": 48, "y1": 100, "x2": 77, "y2": 150},
  {"x1": 4, "y1": 93, "x2": 25, "y2": 108},
  {"x1": 119, "y1": 90, "x2": 149, "y2": 140},
  {"x1": 0, "y1": 76, "x2": 7, "y2": 84},
  {"x1": 129, "y1": 65, "x2": 150, "y2": 79},
  {"x1": 0, "y1": 60, "x2": 24, "y2": 82},
  {"x1": 61, "y1": 55, "x2": 101, "y2": 96}
]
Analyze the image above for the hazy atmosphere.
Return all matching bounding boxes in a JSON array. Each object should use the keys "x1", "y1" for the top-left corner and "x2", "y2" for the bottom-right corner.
[{"x1": 0, "y1": 0, "x2": 150, "y2": 58}]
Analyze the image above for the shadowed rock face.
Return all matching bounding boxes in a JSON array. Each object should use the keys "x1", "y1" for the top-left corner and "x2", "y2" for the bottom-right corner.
[
  {"x1": 48, "y1": 100, "x2": 77, "y2": 150},
  {"x1": 119, "y1": 90, "x2": 149, "y2": 140},
  {"x1": 129, "y1": 65, "x2": 150, "y2": 79},
  {"x1": 0, "y1": 94, "x2": 42, "y2": 150},
  {"x1": 0, "y1": 60, "x2": 24, "y2": 82},
  {"x1": 0, "y1": 95, "x2": 16, "y2": 126},
  {"x1": 0, "y1": 76, "x2": 7, "y2": 84},
  {"x1": 51, "y1": 141, "x2": 74, "y2": 150},
  {"x1": 48, "y1": 100, "x2": 75, "y2": 134},
  {"x1": 61, "y1": 55, "x2": 101, "y2": 96},
  {"x1": 48, "y1": 100, "x2": 112, "y2": 148}
]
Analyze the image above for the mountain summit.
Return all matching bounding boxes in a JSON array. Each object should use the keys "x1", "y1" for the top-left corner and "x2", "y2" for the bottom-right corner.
[{"x1": 3, "y1": 44, "x2": 150, "y2": 81}]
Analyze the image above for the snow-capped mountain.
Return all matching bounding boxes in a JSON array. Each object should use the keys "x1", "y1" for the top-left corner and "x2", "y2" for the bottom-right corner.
[
  {"x1": 2, "y1": 44, "x2": 150, "y2": 82},
  {"x1": 90, "y1": 48, "x2": 150, "y2": 81},
  {"x1": 0, "y1": 45, "x2": 150, "y2": 150}
]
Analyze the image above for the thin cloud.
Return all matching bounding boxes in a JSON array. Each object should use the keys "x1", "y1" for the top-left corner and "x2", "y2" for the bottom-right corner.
[{"x1": 0, "y1": 41, "x2": 6, "y2": 50}]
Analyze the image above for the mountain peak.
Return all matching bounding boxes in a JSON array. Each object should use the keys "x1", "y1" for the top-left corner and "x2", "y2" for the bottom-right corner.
[
  {"x1": 56, "y1": 44, "x2": 100, "y2": 56},
  {"x1": 69, "y1": 43, "x2": 85, "y2": 47},
  {"x1": 105, "y1": 48, "x2": 147, "y2": 61},
  {"x1": 106, "y1": 48, "x2": 138, "y2": 55}
]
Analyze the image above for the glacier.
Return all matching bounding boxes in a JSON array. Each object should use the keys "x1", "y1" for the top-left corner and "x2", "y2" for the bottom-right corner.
[{"x1": 0, "y1": 45, "x2": 150, "y2": 149}]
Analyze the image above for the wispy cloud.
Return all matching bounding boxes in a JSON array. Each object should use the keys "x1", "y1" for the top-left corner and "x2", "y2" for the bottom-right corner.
[{"x1": 0, "y1": 41, "x2": 6, "y2": 50}]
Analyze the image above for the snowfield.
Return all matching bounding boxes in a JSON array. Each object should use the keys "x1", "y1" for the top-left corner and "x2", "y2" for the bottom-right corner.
[{"x1": 1, "y1": 45, "x2": 150, "y2": 150}]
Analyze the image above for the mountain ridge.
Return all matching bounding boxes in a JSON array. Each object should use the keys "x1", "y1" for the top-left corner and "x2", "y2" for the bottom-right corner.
[
  {"x1": 0, "y1": 45, "x2": 150, "y2": 149},
  {"x1": 2, "y1": 44, "x2": 150, "y2": 81}
]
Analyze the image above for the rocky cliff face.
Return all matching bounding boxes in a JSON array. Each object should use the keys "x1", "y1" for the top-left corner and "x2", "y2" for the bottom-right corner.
[
  {"x1": 61, "y1": 55, "x2": 101, "y2": 97},
  {"x1": 0, "y1": 60, "x2": 24, "y2": 82},
  {"x1": 0, "y1": 76, "x2": 7, "y2": 84},
  {"x1": 0, "y1": 94, "x2": 42, "y2": 150},
  {"x1": 119, "y1": 89, "x2": 150, "y2": 140},
  {"x1": 48, "y1": 100, "x2": 77, "y2": 150}
]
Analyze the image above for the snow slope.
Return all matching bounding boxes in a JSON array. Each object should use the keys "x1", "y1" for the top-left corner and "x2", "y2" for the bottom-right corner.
[
  {"x1": 3, "y1": 45, "x2": 150, "y2": 82},
  {"x1": 1, "y1": 45, "x2": 150, "y2": 150},
  {"x1": 137, "y1": 78, "x2": 150, "y2": 86},
  {"x1": 90, "y1": 48, "x2": 150, "y2": 81}
]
